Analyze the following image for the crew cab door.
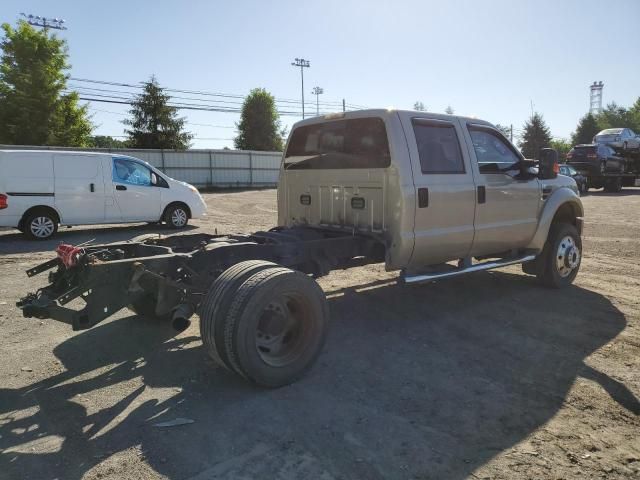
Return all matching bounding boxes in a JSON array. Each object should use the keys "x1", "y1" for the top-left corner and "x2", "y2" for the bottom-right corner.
[
  {"x1": 462, "y1": 124, "x2": 541, "y2": 257},
  {"x1": 400, "y1": 114, "x2": 476, "y2": 267},
  {"x1": 110, "y1": 157, "x2": 162, "y2": 222}
]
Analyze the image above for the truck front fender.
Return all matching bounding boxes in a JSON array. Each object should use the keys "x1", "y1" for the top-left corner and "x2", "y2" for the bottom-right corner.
[{"x1": 527, "y1": 188, "x2": 584, "y2": 252}]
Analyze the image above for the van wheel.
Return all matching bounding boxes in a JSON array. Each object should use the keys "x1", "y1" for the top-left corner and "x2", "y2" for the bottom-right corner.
[
  {"x1": 200, "y1": 265, "x2": 329, "y2": 387},
  {"x1": 164, "y1": 204, "x2": 189, "y2": 229},
  {"x1": 537, "y1": 223, "x2": 581, "y2": 288},
  {"x1": 24, "y1": 210, "x2": 58, "y2": 240}
]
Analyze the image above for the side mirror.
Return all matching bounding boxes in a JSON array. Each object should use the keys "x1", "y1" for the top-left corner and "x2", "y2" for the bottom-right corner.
[
  {"x1": 151, "y1": 173, "x2": 158, "y2": 185},
  {"x1": 539, "y1": 148, "x2": 559, "y2": 180}
]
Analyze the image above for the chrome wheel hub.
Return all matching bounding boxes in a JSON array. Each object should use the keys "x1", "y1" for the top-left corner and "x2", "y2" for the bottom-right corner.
[
  {"x1": 171, "y1": 209, "x2": 187, "y2": 227},
  {"x1": 30, "y1": 216, "x2": 55, "y2": 238},
  {"x1": 556, "y1": 235, "x2": 580, "y2": 278}
]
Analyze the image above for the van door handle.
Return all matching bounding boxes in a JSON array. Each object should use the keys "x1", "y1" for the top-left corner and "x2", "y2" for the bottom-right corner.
[
  {"x1": 116, "y1": 185, "x2": 127, "y2": 191},
  {"x1": 477, "y1": 185, "x2": 486, "y2": 204},
  {"x1": 418, "y1": 188, "x2": 429, "y2": 208},
  {"x1": 90, "y1": 183, "x2": 95, "y2": 193}
]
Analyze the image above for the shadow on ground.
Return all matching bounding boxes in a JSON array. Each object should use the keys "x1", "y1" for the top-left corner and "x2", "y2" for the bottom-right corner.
[
  {"x1": 0, "y1": 271, "x2": 636, "y2": 479},
  {"x1": 0, "y1": 223, "x2": 198, "y2": 255}
]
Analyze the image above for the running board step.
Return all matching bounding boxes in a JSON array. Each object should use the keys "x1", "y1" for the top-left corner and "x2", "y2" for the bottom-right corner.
[{"x1": 402, "y1": 254, "x2": 537, "y2": 284}]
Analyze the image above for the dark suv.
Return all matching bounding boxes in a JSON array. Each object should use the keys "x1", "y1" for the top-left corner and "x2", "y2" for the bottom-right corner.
[{"x1": 566, "y1": 144, "x2": 625, "y2": 176}]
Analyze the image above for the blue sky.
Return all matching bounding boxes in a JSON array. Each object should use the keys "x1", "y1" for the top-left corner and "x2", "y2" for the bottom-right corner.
[{"x1": 3, "y1": 0, "x2": 640, "y2": 148}]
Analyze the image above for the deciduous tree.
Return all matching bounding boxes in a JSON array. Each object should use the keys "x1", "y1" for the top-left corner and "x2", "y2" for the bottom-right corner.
[
  {"x1": 234, "y1": 88, "x2": 284, "y2": 151},
  {"x1": 0, "y1": 21, "x2": 92, "y2": 146}
]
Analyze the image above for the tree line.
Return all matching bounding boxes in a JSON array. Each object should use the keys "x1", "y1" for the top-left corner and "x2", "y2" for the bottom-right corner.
[{"x1": 0, "y1": 21, "x2": 285, "y2": 151}]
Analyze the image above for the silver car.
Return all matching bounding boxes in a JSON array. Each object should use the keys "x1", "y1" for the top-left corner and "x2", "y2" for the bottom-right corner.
[{"x1": 593, "y1": 128, "x2": 640, "y2": 152}]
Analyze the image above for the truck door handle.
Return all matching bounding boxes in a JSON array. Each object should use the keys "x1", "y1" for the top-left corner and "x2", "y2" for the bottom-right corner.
[
  {"x1": 90, "y1": 183, "x2": 95, "y2": 193},
  {"x1": 418, "y1": 188, "x2": 429, "y2": 208},
  {"x1": 477, "y1": 186, "x2": 486, "y2": 204},
  {"x1": 116, "y1": 185, "x2": 127, "y2": 191}
]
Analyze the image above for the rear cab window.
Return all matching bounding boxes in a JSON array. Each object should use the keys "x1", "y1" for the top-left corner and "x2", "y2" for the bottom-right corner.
[
  {"x1": 284, "y1": 117, "x2": 390, "y2": 169},
  {"x1": 411, "y1": 119, "x2": 465, "y2": 174}
]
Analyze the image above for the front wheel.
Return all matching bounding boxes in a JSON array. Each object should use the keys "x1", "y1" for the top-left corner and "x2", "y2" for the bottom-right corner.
[
  {"x1": 536, "y1": 223, "x2": 582, "y2": 288},
  {"x1": 164, "y1": 204, "x2": 189, "y2": 229}
]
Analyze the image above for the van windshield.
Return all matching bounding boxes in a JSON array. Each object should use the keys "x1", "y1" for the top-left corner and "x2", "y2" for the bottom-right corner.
[{"x1": 284, "y1": 117, "x2": 391, "y2": 169}]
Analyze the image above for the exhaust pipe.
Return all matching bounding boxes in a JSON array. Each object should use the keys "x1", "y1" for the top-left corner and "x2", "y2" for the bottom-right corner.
[{"x1": 171, "y1": 303, "x2": 194, "y2": 332}]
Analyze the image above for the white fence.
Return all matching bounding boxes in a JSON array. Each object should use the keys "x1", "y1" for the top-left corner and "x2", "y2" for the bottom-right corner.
[{"x1": 0, "y1": 145, "x2": 282, "y2": 188}]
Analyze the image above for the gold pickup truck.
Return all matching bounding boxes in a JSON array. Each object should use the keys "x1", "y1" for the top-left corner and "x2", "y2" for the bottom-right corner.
[{"x1": 18, "y1": 109, "x2": 583, "y2": 387}]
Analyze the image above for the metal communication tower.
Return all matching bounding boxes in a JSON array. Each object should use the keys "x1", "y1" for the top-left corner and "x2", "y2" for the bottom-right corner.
[{"x1": 589, "y1": 81, "x2": 604, "y2": 114}]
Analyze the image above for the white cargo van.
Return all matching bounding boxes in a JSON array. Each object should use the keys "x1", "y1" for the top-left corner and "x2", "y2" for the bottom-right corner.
[{"x1": 0, "y1": 150, "x2": 207, "y2": 239}]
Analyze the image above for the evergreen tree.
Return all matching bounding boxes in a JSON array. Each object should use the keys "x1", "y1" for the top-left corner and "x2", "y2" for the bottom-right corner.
[
  {"x1": 413, "y1": 101, "x2": 426, "y2": 111},
  {"x1": 596, "y1": 102, "x2": 631, "y2": 131},
  {"x1": 234, "y1": 88, "x2": 284, "y2": 151},
  {"x1": 445, "y1": 105, "x2": 454, "y2": 115},
  {"x1": 124, "y1": 76, "x2": 192, "y2": 149},
  {"x1": 571, "y1": 113, "x2": 599, "y2": 145},
  {"x1": 0, "y1": 21, "x2": 92, "y2": 146},
  {"x1": 518, "y1": 112, "x2": 552, "y2": 159}
]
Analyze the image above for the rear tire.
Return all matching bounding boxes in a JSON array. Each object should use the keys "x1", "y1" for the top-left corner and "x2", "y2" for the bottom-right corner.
[
  {"x1": 604, "y1": 177, "x2": 622, "y2": 193},
  {"x1": 201, "y1": 264, "x2": 329, "y2": 387},
  {"x1": 164, "y1": 204, "x2": 189, "y2": 229},
  {"x1": 200, "y1": 260, "x2": 279, "y2": 370},
  {"x1": 536, "y1": 223, "x2": 582, "y2": 289},
  {"x1": 23, "y1": 210, "x2": 58, "y2": 240}
]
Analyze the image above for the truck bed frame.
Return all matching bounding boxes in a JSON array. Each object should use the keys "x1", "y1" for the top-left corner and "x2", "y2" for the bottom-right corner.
[{"x1": 17, "y1": 227, "x2": 385, "y2": 331}]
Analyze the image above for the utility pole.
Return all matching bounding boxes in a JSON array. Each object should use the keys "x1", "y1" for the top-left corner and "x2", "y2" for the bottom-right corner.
[
  {"x1": 510, "y1": 124, "x2": 513, "y2": 142},
  {"x1": 311, "y1": 86, "x2": 324, "y2": 116},
  {"x1": 291, "y1": 58, "x2": 310, "y2": 118},
  {"x1": 20, "y1": 12, "x2": 67, "y2": 30},
  {"x1": 342, "y1": 99, "x2": 346, "y2": 112}
]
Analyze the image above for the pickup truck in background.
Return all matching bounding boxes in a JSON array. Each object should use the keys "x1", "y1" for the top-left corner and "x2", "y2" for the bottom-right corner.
[{"x1": 18, "y1": 109, "x2": 584, "y2": 387}]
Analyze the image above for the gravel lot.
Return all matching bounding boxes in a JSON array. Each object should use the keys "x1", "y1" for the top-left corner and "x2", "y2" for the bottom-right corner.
[{"x1": 0, "y1": 188, "x2": 639, "y2": 480}]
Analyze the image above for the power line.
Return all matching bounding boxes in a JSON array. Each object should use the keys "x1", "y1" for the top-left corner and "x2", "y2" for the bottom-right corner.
[
  {"x1": 69, "y1": 76, "x2": 353, "y2": 109},
  {"x1": 87, "y1": 107, "x2": 236, "y2": 128}
]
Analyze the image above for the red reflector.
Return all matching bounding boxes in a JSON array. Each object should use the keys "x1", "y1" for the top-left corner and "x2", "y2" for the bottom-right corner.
[
  {"x1": 587, "y1": 153, "x2": 597, "y2": 159},
  {"x1": 56, "y1": 244, "x2": 84, "y2": 268},
  {"x1": 553, "y1": 162, "x2": 560, "y2": 174},
  {"x1": 0, "y1": 194, "x2": 7, "y2": 210}
]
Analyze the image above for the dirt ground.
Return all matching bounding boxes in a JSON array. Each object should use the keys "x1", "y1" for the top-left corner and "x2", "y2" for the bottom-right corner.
[{"x1": 0, "y1": 188, "x2": 638, "y2": 480}]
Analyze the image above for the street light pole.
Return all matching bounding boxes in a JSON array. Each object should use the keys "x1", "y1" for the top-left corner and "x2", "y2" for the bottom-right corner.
[
  {"x1": 311, "y1": 86, "x2": 324, "y2": 116},
  {"x1": 20, "y1": 12, "x2": 67, "y2": 30},
  {"x1": 291, "y1": 58, "x2": 310, "y2": 118}
]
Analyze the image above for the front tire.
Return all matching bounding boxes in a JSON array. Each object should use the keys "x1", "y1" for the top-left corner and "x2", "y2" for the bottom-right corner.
[
  {"x1": 536, "y1": 223, "x2": 582, "y2": 288},
  {"x1": 200, "y1": 264, "x2": 329, "y2": 387},
  {"x1": 164, "y1": 204, "x2": 189, "y2": 229}
]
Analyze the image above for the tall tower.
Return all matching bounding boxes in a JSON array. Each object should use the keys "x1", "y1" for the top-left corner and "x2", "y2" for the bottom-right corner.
[{"x1": 589, "y1": 81, "x2": 603, "y2": 115}]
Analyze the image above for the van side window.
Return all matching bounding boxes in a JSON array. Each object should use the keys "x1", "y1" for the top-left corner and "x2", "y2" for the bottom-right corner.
[
  {"x1": 412, "y1": 120, "x2": 465, "y2": 174},
  {"x1": 112, "y1": 158, "x2": 152, "y2": 186},
  {"x1": 467, "y1": 127, "x2": 521, "y2": 173}
]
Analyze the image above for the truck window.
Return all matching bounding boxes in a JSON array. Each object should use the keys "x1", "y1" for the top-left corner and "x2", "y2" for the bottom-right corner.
[
  {"x1": 467, "y1": 127, "x2": 522, "y2": 173},
  {"x1": 112, "y1": 157, "x2": 152, "y2": 186},
  {"x1": 412, "y1": 119, "x2": 465, "y2": 174},
  {"x1": 284, "y1": 117, "x2": 390, "y2": 169}
]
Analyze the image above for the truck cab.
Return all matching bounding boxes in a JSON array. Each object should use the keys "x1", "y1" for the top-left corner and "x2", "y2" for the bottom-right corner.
[{"x1": 278, "y1": 109, "x2": 582, "y2": 274}]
